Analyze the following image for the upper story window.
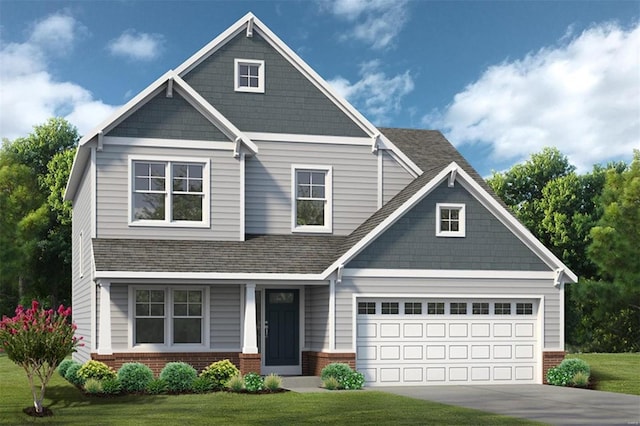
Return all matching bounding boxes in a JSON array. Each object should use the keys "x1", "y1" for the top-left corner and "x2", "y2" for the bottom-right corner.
[
  {"x1": 436, "y1": 203, "x2": 466, "y2": 237},
  {"x1": 234, "y1": 59, "x2": 265, "y2": 93},
  {"x1": 292, "y1": 165, "x2": 332, "y2": 233},
  {"x1": 130, "y1": 157, "x2": 210, "y2": 228}
]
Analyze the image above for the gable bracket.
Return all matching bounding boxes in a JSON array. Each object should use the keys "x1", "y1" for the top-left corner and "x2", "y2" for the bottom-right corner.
[
  {"x1": 554, "y1": 268, "x2": 565, "y2": 288},
  {"x1": 371, "y1": 133, "x2": 380, "y2": 153},
  {"x1": 448, "y1": 167, "x2": 458, "y2": 187},
  {"x1": 97, "y1": 131, "x2": 104, "y2": 152},
  {"x1": 166, "y1": 78, "x2": 174, "y2": 98},
  {"x1": 233, "y1": 137, "x2": 242, "y2": 158},
  {"x1": 336, "y1": 264, "x2": 345, "y2": 284},
  {"x1": 246, "y1": 17, "x2": 254, "y2": 38}
]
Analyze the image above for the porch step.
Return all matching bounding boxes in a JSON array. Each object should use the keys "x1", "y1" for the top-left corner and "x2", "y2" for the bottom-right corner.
[{"x1": 280, "y1": 376, "x2": 326, "y2": 392}]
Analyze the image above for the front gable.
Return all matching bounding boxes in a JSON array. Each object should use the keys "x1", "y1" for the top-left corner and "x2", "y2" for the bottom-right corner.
[
  {"x1": 182, "y1": 31, "x2": 367, "y2": 137},
  {"x1": 347, "y1": 179, "x2": 550, "y2": 271}
]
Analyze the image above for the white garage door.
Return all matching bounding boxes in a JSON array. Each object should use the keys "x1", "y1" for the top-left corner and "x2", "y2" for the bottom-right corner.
[{"x1": 356, "y1": 298, "x2": 539, "y2": 386}]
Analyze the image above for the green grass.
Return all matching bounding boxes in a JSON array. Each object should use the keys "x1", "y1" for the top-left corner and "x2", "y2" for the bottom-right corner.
[
  {"x1": 566, "y1": 353, "x2": 640, "y2": 395},
  {"x1": 0, "y1": 354, "x2": 539, "y2": 425}
]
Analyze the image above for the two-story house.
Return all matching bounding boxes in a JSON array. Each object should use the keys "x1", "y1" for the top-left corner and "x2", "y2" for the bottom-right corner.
[{"x1": 64, "y1": 13, "x2": 576, "y2": 386}]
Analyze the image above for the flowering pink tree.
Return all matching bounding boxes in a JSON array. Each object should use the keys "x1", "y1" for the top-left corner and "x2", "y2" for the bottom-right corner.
[{"x1": 0, "y1": 301, "x2": 82, "y2": 415}]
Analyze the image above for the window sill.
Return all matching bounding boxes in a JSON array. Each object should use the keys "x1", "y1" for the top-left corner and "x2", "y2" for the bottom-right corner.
[
  {"x1": 435, "y1": 232, "x2": 466, "y2": 238},
  {"x1": 292, "y1": 226, "x2": 332, "y2": 234},
  {"x1": 129, "y1": 221, "x2": 210, "y2": 229}
]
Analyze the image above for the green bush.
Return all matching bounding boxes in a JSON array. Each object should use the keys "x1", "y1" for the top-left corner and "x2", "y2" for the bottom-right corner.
[
  {"x1": 83, "y1": 378, "x2": 104, "y2": 394},
  {"x1": 145, "y1": 378, "x2": 167, "y2": 395},
  {"x1": 200, "y1": 359, "x2": 240, "y2": 390},
  {"x1": 263, "y1": 373, "x2": 282, "y2": 391},
  {"x1": 160, "y1": 362, "x2": 197, "y2": 393},
  {"x1": 101, "y1": 377, "x2": 122, "y2": 395},
  {"x1": 320, "y1": 363, "x2": 365, "y2": 390},
  {"x1": 58, "y1": 359, "x2": 76, "y2": 378},
  {"x1": 244, "y1": 372, "x2": 264, "y2": 393},
  {"x1": 78, "y1": 360, "x2": 116, "y2": 381},
  {"x1": 323, "y1": 376, "x2": 340, "y2": 390},
  {"x1": 547, "y1": 358, "x2": 591, "y2": 387},
  {"x1": 191, "y1": 376, "x2": 214, "y2": 394},
  {"x1": 65, "y1": 362, "x2": 86, "y2": 387},
  {"x1": 117, "y1": 363, "x2": 154, "y2": 393},
  {"x1": 227, "y1": 374, "x2": 244, "y2": 392}
]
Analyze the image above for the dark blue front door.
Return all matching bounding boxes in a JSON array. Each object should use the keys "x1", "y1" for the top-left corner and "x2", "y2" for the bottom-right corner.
[{"x1": 265, "y1": 289, "x2": 299, "y2": 366}]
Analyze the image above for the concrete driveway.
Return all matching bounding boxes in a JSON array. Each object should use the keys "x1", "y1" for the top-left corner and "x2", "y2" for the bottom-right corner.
[{"x1": 376, "y1": 384, "x2": 640, "y2": 425}]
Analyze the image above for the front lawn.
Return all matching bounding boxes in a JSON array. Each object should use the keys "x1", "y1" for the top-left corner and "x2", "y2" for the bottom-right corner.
[
  {"x1": 0, "y1": 354, "x2": 539, "y2": 425},
  {"x1": 566, "y1": 353, "x2": 640, "y2": 395}
]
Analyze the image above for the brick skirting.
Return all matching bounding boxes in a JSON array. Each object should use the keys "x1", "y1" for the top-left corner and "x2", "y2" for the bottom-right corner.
[
  {"x1": 239, "y1": 353, "x2": 261, "y2": 375},
  {"x1": 542, "y1": 350, "x2": 566, "y2": 384},
  {"x1": 92, "y1": 352, "x2": 241, "y2": 375},
  {"x1": 302, "y1": 351, "x2": 356, "y2": 376}
]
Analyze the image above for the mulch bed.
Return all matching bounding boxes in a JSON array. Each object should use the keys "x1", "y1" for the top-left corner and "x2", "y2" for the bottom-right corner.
[{"x1": 23, "y1": 406, "x2": 54, "y2": 417}]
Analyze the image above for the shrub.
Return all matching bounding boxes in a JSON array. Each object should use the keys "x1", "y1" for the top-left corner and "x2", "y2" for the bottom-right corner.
[
  {"x1": 160, "y1": 362, "x2": 197, "y2": 393},
  {"x1": 227, "y1": 374, "x2": 244, "y2": 392},
  {"x1": 65, "y1": 362, "x2": 86, "y2": 387},
  {"x1": 192, "y1": 376, "x2": 214, "y2": 394},
  {"x1": 342, "y1": 371, "x2": 365, "y2": 390},
  {"x1": 117, "y1": 363, "x2": 154, "y2": 393},
  {"x1": 84, "y1": 378, "x2": 104, "y2": 394},
  {"x1": 559, "y1": 358, "x2": 590, "y2": 377},
  {"x1": 263, "y1": 373, "x2": 282, "y2": 391},
  {"x1": 320, "y1": 363, "x2": 364, "y2": 390},
  {"x1": 244, "y1": 372, "x2": 264, "y2": 393},
  {"x1": 200, "y1": 359, "x2": 240, "y2": 390},
  {"x1": 145, "y1": 378, "x2": 167, "y2": 395},
  {"x1": 78, "y1": 360, "x2": 116, "y2": 381},
  {"x1": 572, "y1": 371, "x2": 590, "y2": 387},
  {"x1": 58, "y1": 359, "x2": 75, "y2": 378},
  {"x1": 323, "y1": 376, "x2": 340, "y2": 390},
  {"x1": 101, "y1": 377, "x2": 122, "y2": 395},
  {"x1": 547, "y1": 358, "x2": 591, "y2": 387}
]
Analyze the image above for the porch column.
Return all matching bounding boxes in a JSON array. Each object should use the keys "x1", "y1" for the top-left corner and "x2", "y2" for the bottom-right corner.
[
  {"x1": 97, "y1": 280, "x2": 112, "y2": 355},
  {"x1": 242, "y1": 283, "x2": 258, "y2": 353}
]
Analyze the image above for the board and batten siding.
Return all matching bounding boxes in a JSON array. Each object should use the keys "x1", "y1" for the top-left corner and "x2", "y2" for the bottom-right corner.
[
  {"x1": 382, "y1": 150, "x2": 414, "y2": 205},
  {"x1": 305, "y1": 285, "x2": 330, "y2": 351},
  {"x1": 245, "y1": 140, "x2": 378, "y2": 235},
  {"x1": 335, "y1": 277, "x2": 562, "y2": 351},
  {"x1": 71, "y1": 160, "x2": 94, "y2": 363},
  {"x1": 95, "y1": 143, "x2": 240, "y2": 240}
]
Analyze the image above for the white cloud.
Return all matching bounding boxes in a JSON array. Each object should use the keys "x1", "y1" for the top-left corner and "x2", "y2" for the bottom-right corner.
[
  {"x1": 329, "y1": 60, "x2": 414, "y2": 125},
  {"x1": 0, "y1": 12, "x2": 118, "y2": 141},
  {"x1": 425, "y1": 22, "x2": 640, "y2": 171},
  {"x1": 107, "y1": 30, "x2": 164, "y2": 61},
  {"x1": 321, "y1": 0, "x2": 409, "y2": 49}
]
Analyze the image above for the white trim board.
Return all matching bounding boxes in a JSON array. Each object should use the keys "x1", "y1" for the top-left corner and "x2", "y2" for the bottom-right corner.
[
  {"x1": 342, "y1": 269, "x2": 557, "y2": 280},
  {"x1": 104, "y1": 136, "x2": 235, "y2": 151}
]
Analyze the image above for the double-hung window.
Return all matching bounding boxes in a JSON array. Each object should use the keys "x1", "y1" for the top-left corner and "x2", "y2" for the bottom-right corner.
[
  {"x1": 133, "y1": 287, "x2": 207, "y2": 347},
  {"x1": 130, "y1": 157, "x2": 209, "y2": 227},
  {"x1": 436, "y1": 203, "x2": 466, "y2": 237},
  {"x1": 292, "y1": 165, "x2": 332, "y2": 233},
  {"x1": 234, "y1": 59, "x2": 265, "y2": 93}
]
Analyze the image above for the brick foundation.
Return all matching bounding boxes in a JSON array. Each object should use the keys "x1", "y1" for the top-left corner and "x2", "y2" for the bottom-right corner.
[
  {"x1": 239, "y1": 353, "x2": 261, "y2": 375},
  {"x1": 92, "y1": 352, "x2": 241, "y2": 375},
  {"x1": 542, "y1": 351, "x2": 566, "y2": 384},
  {"x1": 302, "y1": 351, "x2": 356, "y2": 376}
]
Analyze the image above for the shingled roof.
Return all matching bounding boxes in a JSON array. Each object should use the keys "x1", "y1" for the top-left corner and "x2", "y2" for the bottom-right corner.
[{"x1": 93, "y1": 128, "x2": 498, "y2": 277}]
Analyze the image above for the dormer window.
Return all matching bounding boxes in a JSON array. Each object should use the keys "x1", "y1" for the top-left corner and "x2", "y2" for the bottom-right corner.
[
  {"x1": 234, "y1": 59, "x2": 264, "y2": 93},
  {"x1": 436, "y1": 203, "x2": 466, "y2": 237}
]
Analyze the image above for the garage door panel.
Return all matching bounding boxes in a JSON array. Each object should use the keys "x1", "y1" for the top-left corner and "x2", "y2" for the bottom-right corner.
[
  {"x1": 426, "y1": 345, "x2": 446, "y2": 359},
  {"x1": 403, "y1": 323, "x2": 423, "y2": 338},
  {"x1": 471, "y1": 366, "x2": 491, "y2": 381},
  {"x1": 426, "y1": 323, "x2": 446, "y2": 337},
  {"x1": 357, "y1": 323, "x2": 376, "y2": 338},
  {"x1": 494, "y1": 323, "x2": 512, "y2": 337},
  {"x1": 404, "y1": 345, "x2": 423, "y2": 359},
  {"x1": 471, "y1": 345, "x2": 490, "y2": 359},
  {"x1": 357, "y1": 345, "x2": 377, "y2": 360},
  {"x1": 449, "y1": 345, "x2": 468, "y2": 359},
  {"x1": 471, "y1": 323, "x2": 490, "y2": 337},
  {"x1": 449, "y1": 323, "x2": 468, "y2": 337},
  {"x1": 515, "y1": 323, "x2": 534, "y2": 337},
  {"x1": 380, "y1": 345, "x2": 401, "y2": 360},
  {"x1": 381, "y1": 323, "x2": 400, "y2": 338}
]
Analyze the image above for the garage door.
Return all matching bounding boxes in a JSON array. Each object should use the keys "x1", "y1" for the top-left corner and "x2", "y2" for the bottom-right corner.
[{"x1": 356, "y1": 298, "x2": 539, "y2": 386}]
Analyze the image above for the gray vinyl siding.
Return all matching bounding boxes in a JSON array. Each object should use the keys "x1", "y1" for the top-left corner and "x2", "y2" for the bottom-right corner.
[
  {"x1": 245, "y1": 141, "x2": 378, "y2": 235},
  {"x1": 71, "y1": 160, "x2": 93, "y2": 363},
  {"x1": 382, "y1": 150, "x2": 413, "y2": 205},
  {"x1": 110, "y1": 284, "x2": 129, "y2": 350},
  {"x1": 335, "y1": 276, "x2": 562, "y2": 350},
  {"x1": 305, "y1": 285, "x2": 330, "y2": 350},
  {"x1": 107, "y1": 90, "x2": 230, "y2": 141},
  {"x1": 349, "y1": 180, "x2": 550, "y2": 270},
  {"x1": 182, "y1": 32, "x2": 366, "y2": 137},
  {"x1": 210, "y1": 285, "x2": 241, "y2": 350},
  {"x1": 95, "y1": 143, "x2": 240, "y2": 240}
]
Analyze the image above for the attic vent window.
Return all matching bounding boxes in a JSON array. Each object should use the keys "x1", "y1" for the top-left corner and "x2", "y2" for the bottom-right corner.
[
  {"x1": 436, "y1": 203, "x2": 466, "y2": 237},
  {"x1": 234, "y1": 59, "x2": 264, "y2": 93}
]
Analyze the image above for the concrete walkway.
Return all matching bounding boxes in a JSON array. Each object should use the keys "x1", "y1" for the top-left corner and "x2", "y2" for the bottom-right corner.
[{"x1": 282, "y1": 378, "x2": 640, "y2": 425}]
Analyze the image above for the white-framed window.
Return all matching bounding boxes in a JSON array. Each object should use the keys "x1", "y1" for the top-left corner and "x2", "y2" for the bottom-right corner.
[
  {"x1": 436, "y1": 203, "x2": 466, "y2": 237},
  {"x1": 472, "y1": 302, "x2": 489, "y2": 315},
  {"x1": 234, "y1": 59, "x2": 265, "y2": 93},
  {"x1": 381, "y1": 302, "x2": 399, "y2": 315},
  {"x1": 516, "y1": 302, "x2": 534, "y2": 315},
  {"x1": 129, "y1": 156, "x2": 210, "y2": 228},
  {"x1": 132, "y1": 286, "x2": 208, "y2": 348},
  {"x1": 404, "y1": 302, "x2": 422, "y2": 315},
  {"x1": 427, "y1": 302, "x2": 445, "y2": 315},
  {"x1": 450, "y1": 302, "x2": 467, "y2": 315},
  {"x1": 494, "y1": 302, "x2": 512, "y2": 315},
  {"x1": 358, "y1": 302, "x2": 376, "y2": 315},
  {"x1": 291, "y1": 165, "x2": 332, "y2": 233}
]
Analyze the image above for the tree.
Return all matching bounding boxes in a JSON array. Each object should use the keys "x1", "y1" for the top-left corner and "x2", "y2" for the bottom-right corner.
[{"x1": 0, "y1": 118, "x2": 78, "y2": 316}]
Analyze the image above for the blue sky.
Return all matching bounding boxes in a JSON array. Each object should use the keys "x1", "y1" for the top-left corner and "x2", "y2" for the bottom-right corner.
[{"x1": 1, "y1": 1, "x2": 638, "y2": 175}]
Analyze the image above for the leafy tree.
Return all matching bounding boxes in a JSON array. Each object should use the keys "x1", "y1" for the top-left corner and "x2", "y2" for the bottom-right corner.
[{"x1": 0, "y1": 118, "x2": 78, "y2": 316}]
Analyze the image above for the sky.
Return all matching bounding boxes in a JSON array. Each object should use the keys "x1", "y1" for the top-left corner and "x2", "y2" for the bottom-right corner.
[{"x1": 0, "y1": 0, "x2": 638, "y2": 176}]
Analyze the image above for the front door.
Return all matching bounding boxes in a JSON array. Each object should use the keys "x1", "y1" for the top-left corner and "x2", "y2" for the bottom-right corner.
[{"x1": 265, "y1": 289, "x2": 299, "y2": 367}]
